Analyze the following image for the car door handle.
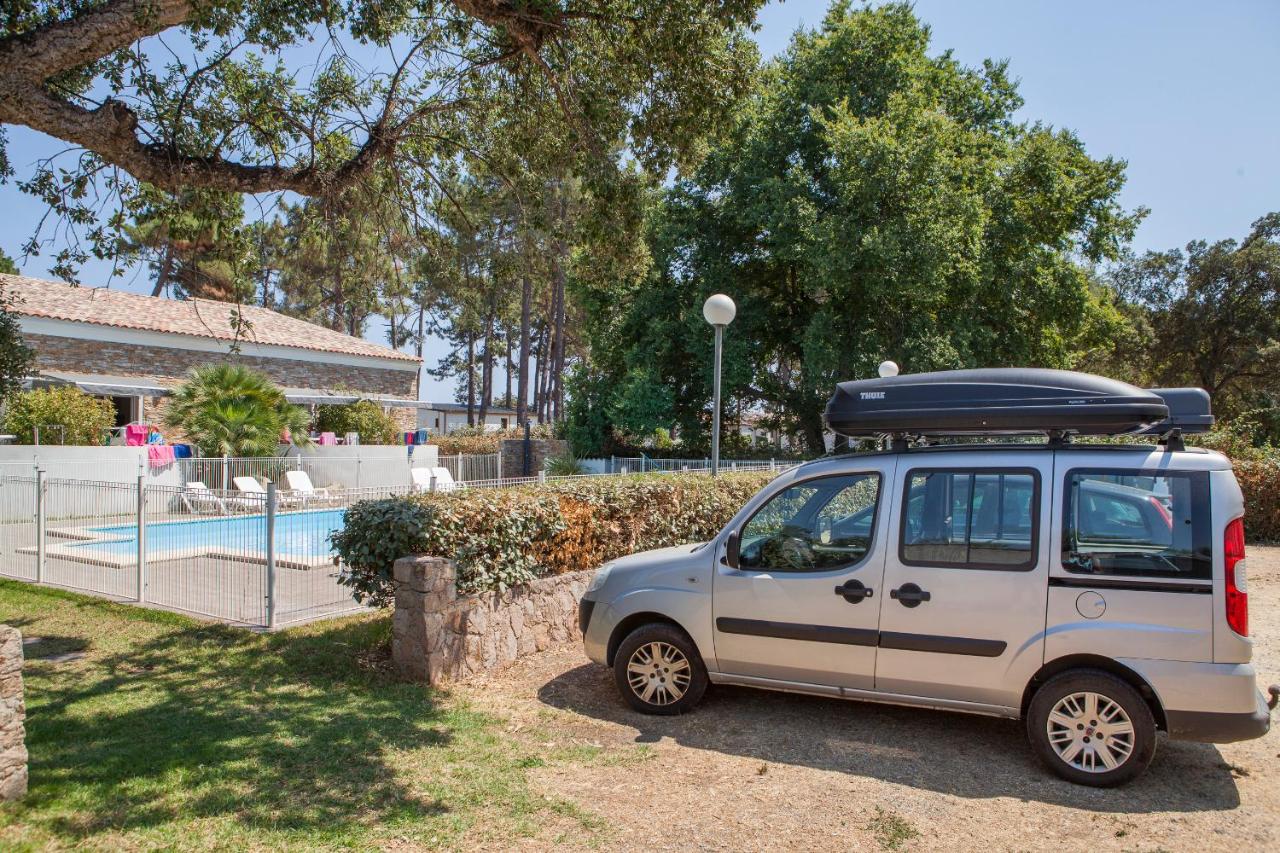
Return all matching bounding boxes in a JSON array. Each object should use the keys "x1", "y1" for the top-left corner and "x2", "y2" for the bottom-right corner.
[
  {"x1": 834, "y1": 580, "x2": 873, "y2": 604},
  {"x1": 890, "y1": 583, "x2": 931, "y2": 607}
]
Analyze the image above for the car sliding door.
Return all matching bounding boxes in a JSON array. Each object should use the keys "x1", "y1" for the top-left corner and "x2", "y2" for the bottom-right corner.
[
  {"x1": 712, "y1": 459, "x2": 896, "y2": 690},
  {"x1": 874, "y1": 453, "x2": 1052, "y2": 711}
]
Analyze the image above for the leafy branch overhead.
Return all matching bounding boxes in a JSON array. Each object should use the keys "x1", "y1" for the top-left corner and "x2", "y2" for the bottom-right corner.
[{"x1": 0, "y1": 0, "x2": 763, "y2": 195}]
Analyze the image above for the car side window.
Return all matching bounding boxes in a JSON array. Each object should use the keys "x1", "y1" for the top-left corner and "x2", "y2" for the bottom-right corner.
[
  {"x1": 901, "y1": 469, "x2": 1038, "y2": 570},
  {"x1": 738, "y1": 473, "x2": 881, "y2": 573},
  {"x1": 1062, "y1": 470, "x2": 1211, "y2": 580}
]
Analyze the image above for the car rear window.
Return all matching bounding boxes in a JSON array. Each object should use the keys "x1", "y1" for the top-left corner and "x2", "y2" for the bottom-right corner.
[{"x1": 1062, "y1": 469, "x2": 1212, "y2": 580}]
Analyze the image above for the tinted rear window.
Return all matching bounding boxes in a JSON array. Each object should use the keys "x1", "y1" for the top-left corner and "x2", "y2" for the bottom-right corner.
[{"x1": 1062, "y1": 469, "x2": 1212, "y2": 580}]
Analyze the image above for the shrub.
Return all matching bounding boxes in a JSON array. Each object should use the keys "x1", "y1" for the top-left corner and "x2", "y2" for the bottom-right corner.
[
  {"x1": 430, "y1": 423, "x2": 556, "y2": 455},
  {"x1": 545, "y1": 452, "x2": 587, "y2": 476},
  {"x1": 165, "y1": 363, "x2": 311, "y2": 456},
  {"x1": 332, "y1": 471, "x2": 774, "y2": 602},
  {"x1": 1236, "y1": 461, "x2": 1280, "y2": 542},
  {"x1": 4, "y1": 386, "x2": 115, "y2": 444},
  {"x1": 314, "y1": 400, "x2": 399, "y2": 445}
]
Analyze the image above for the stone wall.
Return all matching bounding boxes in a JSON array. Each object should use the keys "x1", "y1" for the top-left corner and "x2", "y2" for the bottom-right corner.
[
  {"x1": 0, "y1": 625, "x2": 26, "y2": 801},
  {"x1": 499, "y1": 438, "x2": 569, "y2": 478},
  {"x1": 26, "y1": 333, "x2": 417, "y2": 398},
  {"x1": 392, "y1": 555, "x2": 592, "y2": 684}
]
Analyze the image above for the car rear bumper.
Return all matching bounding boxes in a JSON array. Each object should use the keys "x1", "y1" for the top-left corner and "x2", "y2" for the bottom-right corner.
[{"x1": 1165, "y1": 690, "x2": 1272, "y2": 743}]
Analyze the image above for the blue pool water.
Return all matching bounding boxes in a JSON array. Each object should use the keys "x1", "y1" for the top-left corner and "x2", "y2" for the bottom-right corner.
[{"x1": 68, "y1": 509, "x2": 346, "y2": 559}]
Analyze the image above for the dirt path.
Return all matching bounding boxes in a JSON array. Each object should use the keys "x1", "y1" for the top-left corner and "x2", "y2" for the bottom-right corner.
[{"x1": 460, "y1": 547, "x2": 1280, "y2": 852}]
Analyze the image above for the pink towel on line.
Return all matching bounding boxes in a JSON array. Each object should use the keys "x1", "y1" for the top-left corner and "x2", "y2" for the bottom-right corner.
[
  {"x1": 147, "y1": 444, "x2": 176, "y2": 468},
  {"x1": 125, "y1": 424, "x2": 150, "y2": 447},
  {"x1": 319, "y1": 432, "x2": 338, "y2": 446}
]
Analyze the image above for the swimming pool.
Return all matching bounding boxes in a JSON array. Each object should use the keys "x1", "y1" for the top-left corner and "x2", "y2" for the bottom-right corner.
[{"x1": 64, "y1": 509, "x2": 346, "y2": 562}]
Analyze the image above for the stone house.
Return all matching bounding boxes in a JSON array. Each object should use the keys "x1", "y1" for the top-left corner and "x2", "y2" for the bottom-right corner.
[{"x1": 1, "y1": 273, "x2": 424, "y2": 436}]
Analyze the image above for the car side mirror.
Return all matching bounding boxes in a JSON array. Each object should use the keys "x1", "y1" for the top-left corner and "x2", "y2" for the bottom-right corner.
[{"x1": 725, "y1": 531, "x2": 741, "y2": 569}]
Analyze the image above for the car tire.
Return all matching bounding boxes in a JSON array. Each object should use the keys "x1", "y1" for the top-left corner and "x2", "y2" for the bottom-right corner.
[
  {"x1": 1027, "y1": 668, "x2": 1157, "y2": 787},
  {"x1": 613, "y1": 622, "x2": 709, "y2": 716}
]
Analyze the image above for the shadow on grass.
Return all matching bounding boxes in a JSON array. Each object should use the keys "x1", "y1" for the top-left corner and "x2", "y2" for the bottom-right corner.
[
  {"x1": 538, "y1": 662, "x2": 1242, "y2": 813},
  {"x1": 20, "y1": 614, "x2": 454, "y2": 841}
]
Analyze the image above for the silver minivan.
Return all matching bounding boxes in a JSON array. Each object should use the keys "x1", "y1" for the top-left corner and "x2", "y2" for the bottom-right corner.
[{"x1": 578, "y1": 369, "x2": 1276, "y2": 786}]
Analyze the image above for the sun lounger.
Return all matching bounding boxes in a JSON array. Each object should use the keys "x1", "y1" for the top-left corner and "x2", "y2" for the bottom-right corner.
[
  {"x1": 284, "y1": 469, "x2": 333, "y2": 505},
  {"x1": 233, "y1": 476, "x2": 304, "y2": 508},
  {"x1": 181, "y1": 481, "x2": 260, "y2": 514},
  {"x1": 411, "y1": 466, "x2": 464, "y2": 493}
]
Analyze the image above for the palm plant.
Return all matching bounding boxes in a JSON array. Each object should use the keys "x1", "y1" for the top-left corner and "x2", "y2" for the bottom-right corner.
[{"x1": 165, "y1": 363, "x2": 312, "y2": 457}]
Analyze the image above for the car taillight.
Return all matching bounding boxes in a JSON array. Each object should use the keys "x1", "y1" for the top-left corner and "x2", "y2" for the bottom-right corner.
[{"x1": 1224, "y1": 517, "x2": 1248, "y2": 637}]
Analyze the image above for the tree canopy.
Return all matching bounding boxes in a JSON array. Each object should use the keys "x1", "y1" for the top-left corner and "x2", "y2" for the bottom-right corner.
[
  {"x1": 1105, "y1": 212, "x2": 1280, "y2": 427},
  {"x1": 1, "y1": 0, "x2": 762, "y2": 276},
  {"x1": 571, "y1": 2, "x2": 1142, "y2": 454}
]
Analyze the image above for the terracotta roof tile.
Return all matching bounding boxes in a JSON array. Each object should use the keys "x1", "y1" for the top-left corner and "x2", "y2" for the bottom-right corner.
[{"x1": 0, "y1": 273, "x2": 418, "y2": 363}]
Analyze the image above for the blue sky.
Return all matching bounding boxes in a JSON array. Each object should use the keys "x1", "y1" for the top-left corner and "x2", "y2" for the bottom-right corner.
[{"x1": 2, "y1": 0, "x2": 1277, "y2": 400}]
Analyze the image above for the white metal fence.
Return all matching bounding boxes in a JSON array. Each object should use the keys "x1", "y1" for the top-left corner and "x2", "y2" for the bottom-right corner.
[{"x1": 0, "y1": 457, "x2": 790, "y2": 629}]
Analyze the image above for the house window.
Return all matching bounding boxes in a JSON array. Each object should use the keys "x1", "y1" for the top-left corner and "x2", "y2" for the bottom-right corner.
[{"x1": 501, "y1": 417, "x2": 508, "y2": 429}]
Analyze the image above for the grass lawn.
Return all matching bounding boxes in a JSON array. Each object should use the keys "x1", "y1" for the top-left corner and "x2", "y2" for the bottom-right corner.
[{"x1": 0, "y1": 581, "x2": 610, "y2": 850}]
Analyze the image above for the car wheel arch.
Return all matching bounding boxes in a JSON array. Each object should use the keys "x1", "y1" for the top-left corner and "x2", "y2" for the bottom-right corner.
[
  {"x1": 606, "y1": 612, "x2": 698, "y2": 667},
  {"x1": 1021, "y1": 654, "x2": 1168, "y2": 731}
]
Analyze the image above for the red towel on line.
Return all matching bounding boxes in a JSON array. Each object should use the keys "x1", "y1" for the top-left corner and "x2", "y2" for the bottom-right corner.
[
  {"x1": 125, "y1": 424, "x2": 150, "y2": 447},
  {"x1": 147, "y1": 444, "x2": 176, "y2": 468}
]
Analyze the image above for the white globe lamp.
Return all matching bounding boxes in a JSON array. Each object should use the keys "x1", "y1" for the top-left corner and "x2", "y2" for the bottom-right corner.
[
  {"x1": 878, "y1": 360, "x2": 900, "y2": 378},
  {"x1": 702, "y1": 293, "x2": 737, "y2": 327}
]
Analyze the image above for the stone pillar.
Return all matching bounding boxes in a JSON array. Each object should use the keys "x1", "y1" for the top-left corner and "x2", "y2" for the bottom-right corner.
[
  {"x1": 0, "y1": 625, "x2": 27, "y2": 801},
  {"x1": 391, "y1": 556, "x2": 457, "y2": 683}
]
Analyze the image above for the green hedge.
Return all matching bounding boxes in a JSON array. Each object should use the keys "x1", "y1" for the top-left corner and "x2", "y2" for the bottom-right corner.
[
  {"x1": 330, "y1": 471, "x2": 774, "y2": 604},
  {"x1": 1237, "y1": 460, "x2": 1280, "y2": 542}
]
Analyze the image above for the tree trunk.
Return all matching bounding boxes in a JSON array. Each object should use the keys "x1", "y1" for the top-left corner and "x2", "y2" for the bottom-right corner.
[
  {"x1": 151, "y1": 243, "x2": 175, "y2": 297},
  {"x1": 516, "y1": 268, "x2": 532, "y2": 424},
  {"x1": 466, "y1": 334, "x2": 476, "y2": 426},
  {"x1": 505, "y1": 328, "x2": 514, "y2": 409},
  {"x1": 550, "y1": 241, "x2": 567, "y2": 422}
]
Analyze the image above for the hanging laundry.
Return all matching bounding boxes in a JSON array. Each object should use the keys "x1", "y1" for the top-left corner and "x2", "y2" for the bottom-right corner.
[
  {"x1": 172, "y1": 444, "x2": 193, "y2": 459},
  {"x1": 124, "y1": 424, "x2": 149, "y2": 447},
  {"x1": 318, "y1": 432, "x2": 338, "y2": 446},
  {"x1": 147, "y1": 444, "x2": 176, "y2": 468}
]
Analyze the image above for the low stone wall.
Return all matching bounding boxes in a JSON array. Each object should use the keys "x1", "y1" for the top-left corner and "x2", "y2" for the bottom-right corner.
[
  {"x1": 392, "y1": 556, "x2": 592, "y2": 684},
  {"x1": 0, "y1": 625, "x2": 27, "y2": 801}
]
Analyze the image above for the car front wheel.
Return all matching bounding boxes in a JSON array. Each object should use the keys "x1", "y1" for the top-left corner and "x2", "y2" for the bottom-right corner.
[
  {"x1": 613, "y1": 623, "x2": 709, "y2": 715},
  {"x1": 1027, "y1": 669, "x2": 1157, "y2": 787}
]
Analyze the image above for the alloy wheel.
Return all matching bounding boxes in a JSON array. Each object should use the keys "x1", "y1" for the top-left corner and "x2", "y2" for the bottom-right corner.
[
  {"x1": 626, "y1": 641, "x2": 692, "y2": 706},
  {"x1": 1046, "y1": 691, "x2": 1136, "y2": 773}
]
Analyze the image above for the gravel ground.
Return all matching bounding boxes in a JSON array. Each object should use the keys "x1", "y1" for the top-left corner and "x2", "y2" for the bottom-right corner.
[{"x1": 459, "y1": 546, "x2": 1280, "y2": 852}]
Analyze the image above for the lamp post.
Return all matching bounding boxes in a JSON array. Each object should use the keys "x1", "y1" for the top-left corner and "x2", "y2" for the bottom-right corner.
[{"x1": 702, "y1": 294, "x2": 737, "y2": 477}]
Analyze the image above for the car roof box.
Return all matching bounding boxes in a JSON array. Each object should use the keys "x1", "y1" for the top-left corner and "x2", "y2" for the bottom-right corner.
[
  {"x1": 824, "y1": 368, "x2": 1172, "y2": 438},
  {"x1": 1138, "y1": 388, "x2": 1214, "y2": 435}
]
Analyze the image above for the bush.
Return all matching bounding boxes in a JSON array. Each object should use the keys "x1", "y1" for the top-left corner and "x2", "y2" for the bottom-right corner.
[
  {"x1": 430, "y1": 423, "x2": 556, "y2": 455},
  {"x1": 314, "y1": 400, "x2": 399, "y2": 445},
  {"x1": 1236, "y1": 461, "x2": 1280, "y2": 542},
  {"x1": 545, "y1": 452, "x2": 587, "y2": 475},
  {"x1": 331, "y1": 471, "x2": 774, "y2": 602},
  {"x1": 165, "y1": 363, "x2": 311, "y2": 456},
  {"x1": 4, "y1": 386, "x2": 115, "y2": 444}
]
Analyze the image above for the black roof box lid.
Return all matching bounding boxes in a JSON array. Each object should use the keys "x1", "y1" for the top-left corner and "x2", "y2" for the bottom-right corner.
[
  {"x1": 1138, "y1": 388, "x2": 1214, "y2": 435},
  {"x1": 825, "y1": 368, "x2": 1170, "y2": 438}
]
